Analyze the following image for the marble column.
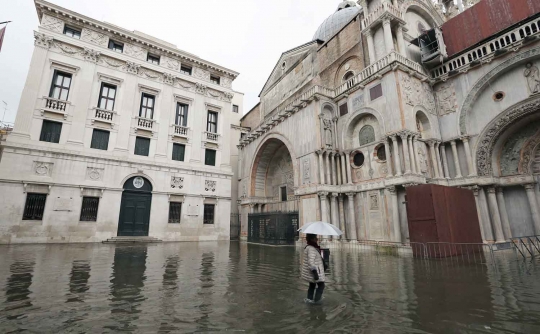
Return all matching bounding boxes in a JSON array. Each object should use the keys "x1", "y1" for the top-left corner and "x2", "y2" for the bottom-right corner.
[
  {"x1": 388, "y1": 186, "x2": 402, "y2": 243},
  {"x1": 249, "y1": 204, "x2": 256, "y2": 214},
  {"x1": 336, "y1": 153, "x2": 343, "y2": 185},
  {"x1": 346, "y1": 193, "x2": 358, "y2": 241},
  {"x1": 338, "y1": 195, "x2": 347, "y2": 240},
  {"x1": 487, "y1": 186, "x2": 505, "y2": 243},
  {"x1": 331, "y1": 153, "x2": 337, "y2": 186},
  {"x1": 385, "y1": 137, "x2": 394, "y2": 177},
  {"x1": 461, "y1": 136, "x2": 475, "y2": 176},
  {"x1": 316, "y1": 150, "x2": 325, "y2": 185},
  {"x1": 391, "y1": 135, "x2": 402, "y2": 176},
  {"x1": 330, "y1": 193, "x2": 339, "y2": 240},
  {"x1": 435, "y1": 142, "x2": 444, "y2": 179},
  {"x1": 396, "y1": 24, "x2": 407, "y2": 57},
  {"x1": 441, "y1": 144, "x2": 450, "y2": 179},
  {"x1": 524, "y1": 184, "x2": 540, "y2": 235},
  {"x1": 382, "y1": 18, "x2": 394, "y2": 54},
  {"x1": 333, "y1": 117, "x2": 339, "y2": 149},
  {"x1": 319, "y1": 192, "x2": 330, "y2": 240},
  {"x1": 325, "y1": 151, "x2": 332, "y2": 186},
  {"x1": 450, "y1": 140, "x2": 462, "y2": 178},
  {"x1": 400, "y1": 133, "x2": 412, "y2": 174},
  {"x1": 340, "y1": 153, "x2": 348, "y2": 184},
  {"x1": 366, "y1": 29, "x2": 377, "y2": 64},
  {"x1": 428, "y1": 141, "x2": 440, "y2": 178},
  {"x1": 408, "y1": 135, "x2": 417, "y2": 174},
  {"x1": 496, "y1": 187, "x2": 512, "y2": 240},
  {"x1": 345, "y1": 151, "x2": 353, "y2": 185},
  {"x1": 472, "y1": 187, "x2": 488, "y2": 242},
  {"x1": 413, "y1": 136, "x2": 422, "y2": 175}
]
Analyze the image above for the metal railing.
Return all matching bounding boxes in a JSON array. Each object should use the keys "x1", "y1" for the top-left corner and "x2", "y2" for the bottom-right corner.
[
  {"x1": 511, "y1": 236, "x2": 540, "y2": 259},
  {"x1": 136, "y1": 117, "x2": 155, "y2": 130},
  {"x1": 44, "y1": 97, "x2": 68, "y2": 113},
  {"x1": 431, "y1": 17, "x2": 540, "y2": 80},
  {"x1": 173, "y1": 124, "x2": 189, "y2": 137},
  {"x1": 94, "y1": 108, "x2": 114, "y2": 122},
  {"x1": 204, "y1": 131, "x2": 220, "y2": 142}
]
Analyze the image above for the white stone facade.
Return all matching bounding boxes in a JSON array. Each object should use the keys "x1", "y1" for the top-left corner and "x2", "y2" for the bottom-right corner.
[
  {"x1": 238, "y1": 0, "x2": 540, "y2": 243},
  {"x1": 0, "y1": 0, "x2": 243, "y2": 244}
]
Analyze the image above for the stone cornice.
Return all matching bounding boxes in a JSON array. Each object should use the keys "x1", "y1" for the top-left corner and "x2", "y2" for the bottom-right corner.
[{"x1": 35, "y1": 0, "x2": 239, "y2": 79}]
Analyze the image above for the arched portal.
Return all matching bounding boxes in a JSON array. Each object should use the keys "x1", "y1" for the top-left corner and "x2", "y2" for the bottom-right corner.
[{"x1": 118, "y1": 176, "x2": 153, "y2": 236}]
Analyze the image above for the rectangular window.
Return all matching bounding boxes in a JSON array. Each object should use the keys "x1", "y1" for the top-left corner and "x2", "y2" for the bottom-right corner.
[
  {"x1": 134, "y1": 136, "x2": 151, "y2": 156},
  {"x1": 280, "y1": 186, "x2": 287, "y2": 202},
  {"x1": 98, "y1": 83, "x2": 117, "y2": 111},
  {"x1": 39, "y1": 120, "x2": 62, "y2": 143},
  {"x1": 63, "y1": 26, "x2": 81, "y2": 39},
  {"x1": 175, "y1": 103, "x2": 189, "y2": 126},
  {"x1": 206, "y1": 111, "x2": 218, "y2": 133},
  {"x1": 180, "y1": 65, "x2": 192, "y2": 76},
  {"x1": 108, "y1": 40, "x2": 124, "y2": 53},
  {"x1": 80, "y1": 197, "x2": 99, "y2": 222},
  {"x1": 49, "y1": 71, "x2": 72, "y2": 101},
  {"x1": 172, "y1": 143, "x2": 185, "y2": 162},
  {"x1": 210, "y1": 75, "x2": 220, "y2": 85},
  {"x1": 168, "y1": 202, "x2": 182, "y2": 224},
  {"x1": 339, "y1": 103, "x2": 348, "y2": 116},
  {"x1": 233, "y1": 105, "x2": 239, "y2": 113},
  {"x1": 205, "y1": 149, "x2": 216, "y2": 166},
  {"x1": 147, "y1": 53, "x2": 160, "y2": 65},
  {"x1": 22, "y1": 193, "x2": 47, "y2": 220},
  {"x1": 90, "y1": 129, "x2": 110, "y2": 150},
  {"x1": 370, "y1": 83, "x2": 383, "y2": 101},
  {"x1": 139, "y1": 93, "x2": 155, "y2": 119},
  {"x1": 203, "y1": 204, "x2": 215, "y2": 224}
]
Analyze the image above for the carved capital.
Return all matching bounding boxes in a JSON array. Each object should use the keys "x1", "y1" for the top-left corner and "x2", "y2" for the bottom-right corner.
[
  {"x1": 316, "y1": 150, "x2": 324, "y2": 155},
  {"x1": 460, "y1": 135, "x2": 470, "y2": 143},
  {"x1": 487, "y1": 186, "x2": 497, "y2": 194},
  {"x1": 386, "y1": 186, "x2": 397, "y2": 195},
  {"x1": 318, "y1": 191, "x2": 329, "y2": 198},
  {"x1": 318, "y1": 113, "x2": 325, "y2": 120},
  {"x1": 345, "y1": 192, "x2": 356, "y2": 198},
  {"x1": 34, "y1": 31, "x2": 53, "y2": 49},
  {"x1": 496, "y1": 187, "x2": 504, "y2": 195},
  {"x1": 524, "y1": 183, "x2": 536, "y2": 191},
  {"x1": 331, "y1": 192, "x2": 339, "y2": 198}
]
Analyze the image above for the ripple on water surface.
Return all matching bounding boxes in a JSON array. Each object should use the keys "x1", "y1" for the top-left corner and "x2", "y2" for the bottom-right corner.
[{"x1": 0, "y1": 242, "x2": 540, "y2": 333}]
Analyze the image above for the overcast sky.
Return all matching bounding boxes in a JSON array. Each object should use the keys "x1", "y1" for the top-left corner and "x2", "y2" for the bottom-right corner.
[{"x1": 0, "y1": 0, "x2": 343, "y2": 123}]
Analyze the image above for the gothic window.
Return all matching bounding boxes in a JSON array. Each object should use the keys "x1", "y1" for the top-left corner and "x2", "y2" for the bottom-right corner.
[{"x1": 359, "y1": 125, "x2": 375, "y2": 146}]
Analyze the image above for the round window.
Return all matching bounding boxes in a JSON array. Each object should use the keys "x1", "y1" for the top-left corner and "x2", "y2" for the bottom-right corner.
[
  {"x1": 353, "y1": 152, "x2": 365, "y2": 167},
  {"x1": 377, "y1": 145, "x2": 386, "y2": 161},
  {"x1": 493, "y1": 91, "x2": 505, "y2": 102}
]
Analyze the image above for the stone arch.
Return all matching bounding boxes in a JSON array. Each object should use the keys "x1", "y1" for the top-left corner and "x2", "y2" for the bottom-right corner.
[
  {"x1": 119, "y1": 173, "x2": 156, "y2": 190},
  {"x1": 341, "y1": 107, "x2": 385, "y2": 149},
  {"x1": 334, "y1": 56, "x2": 363, "y2": 88},
  {"x1": 415, "y1": 110, "x2": 432, "y2": 139},
  {"x1": 458, "y1": 46, "x2": 540, "y2": 135},
  {"x1": 475, "y1": 96, "x2": 540, "y2": 176},
  {"x1": 249, "y1": 133, "x2": 298, "y2": 198},
  {"x1": 402, "y1": 1, "x2": 444, "y2": 27},
  {"x1": 359, "y1": 125, "x2": 376, "y2": 146}
]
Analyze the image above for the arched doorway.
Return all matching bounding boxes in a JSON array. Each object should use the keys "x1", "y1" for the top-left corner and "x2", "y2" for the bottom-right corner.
[{"x1": 118, "y1": 176, "x2": 153, "y2": 237}]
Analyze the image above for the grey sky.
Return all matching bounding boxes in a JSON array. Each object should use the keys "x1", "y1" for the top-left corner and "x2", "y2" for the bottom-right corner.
[{"x1": 0, "y1": 0, "x2": 341, "y2": 123}]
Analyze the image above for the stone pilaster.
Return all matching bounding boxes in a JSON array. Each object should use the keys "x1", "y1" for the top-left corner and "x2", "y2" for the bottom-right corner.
[
  {"x1": 345, "y1": 151, "x2": 353, "y2": 185},
  {"x1": 408, "y1": 135, "x2": 417, "y2": 174},
  {"x1": 330, "y1": 153, "x2": 337, "y2": 185},
  {"x1": 461, "y1": 136, "x2": 475, "y2": 176},
  {"x1": 365, "y1": 29, "x2": 376, "y2": 65},
  {"x1": 487, "y1": 186, "x2": 505, "y2": 243},
  {"x1": 450, "y1": 140, "x2": 462, "y2": 178},
  {"x1": 330, "y1": 193, "x2": 339, "y2": 240},
  {"x1": 441, "y1": 144, "x2": 450, "y2": 179},
  {"x1": 428, "y1": 141, "x2": 440, "y2": 178},
  {"x1": 387, "y1": 186, "x2": 401, "y2": 243},
  {"x1": 346, "y1": 192, "x2": 358, "y2": 241},
  {"x1": 400, "y1": 133, "x2": 412, "y2": 174},
  {"x1": 496, "y1": 187, "x2": 512, "y2": 240},
  {"x1": 338, "y1": 195, "x2": 347, "y2": 240},
  {"x1": 391, "y1": 135, "x2": 402, "y2": 176},
  {"x1": 385, "y1": 137, "x2": 394, "y2": 177},
  {"x1": 316, "y1": 150, "x2": 325, "y2": 185},
  {"x1": 472, "y1": 186, "x2": 488, "y2": 242},
  {"x1": 340, "y1": 153, "x2": 348, "y2": 184},
  {"x1": 524, "y1": 184, "x2": 540, "y2": 235},
  {"x1": 335, "y1": 153, "x2": 342, "y2": 185},
  {"x1": 382, "y1": 18, "x2": 394, "y2": 54},
  {"x1": 396, "y1": 24, "x2": 407, "y2": 57},
  {"x1": 325, "y1": 151, "x2": 331, "y2": 186}
]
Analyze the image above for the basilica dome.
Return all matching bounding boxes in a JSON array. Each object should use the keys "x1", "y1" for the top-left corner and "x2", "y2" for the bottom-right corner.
[{"x1": 313, "y1": 1, "x2": 360, "y2": 41}]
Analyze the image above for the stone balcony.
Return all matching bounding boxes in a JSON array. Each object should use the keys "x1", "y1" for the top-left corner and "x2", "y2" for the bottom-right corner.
[
  {"x1": 136, "y1": 117, "x2": 155, "y2": 132},
  {"x1": 204, "y1": 131, "x2": 220, "y2": 143},
  {"x1": 92, "y1": 108, "x2": 115, "y2": 127},
  {"x1": 172, "y1": 124, "x2": 189, "y2": 139},
  {"x1": 41, "y1": 97, "x2": 70, "y2": 119},
  {"x1": 361, "y1": 2, "x2": 403, "y2": 31}
]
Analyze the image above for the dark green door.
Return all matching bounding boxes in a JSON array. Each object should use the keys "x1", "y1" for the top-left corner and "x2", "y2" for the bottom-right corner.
[{"x1": 118, "y1": 192, "x2": 152, "y2": 236}]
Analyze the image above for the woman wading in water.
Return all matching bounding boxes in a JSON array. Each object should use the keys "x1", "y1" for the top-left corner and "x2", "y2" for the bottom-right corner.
[{"x1": 301, "y1": 234, "x2": 325, "y2": 303}]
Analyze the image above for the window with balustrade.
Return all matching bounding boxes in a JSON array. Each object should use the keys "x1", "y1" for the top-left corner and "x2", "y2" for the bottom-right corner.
[
  {"x1": 134, "y1": 136, "x2": 150, "y2": 156},
  {"x1": 172, "y1": 143, "x2": 185, "y2": 162},
  {"x1": 49, "y1": 71, "x2": 72, "y2": 101},
  {"x1": 39, "y1": 120, "x2": 62, "y2": 143},
  {"x1": 175, "y1": 103, "x2": 188, "y2": 126},
  {"x1": 90, "y1": 129, "x2": 110, "y2": 151},
  {"x1": 207, "y1": 111, "x2": 218, "y2": 133},
  {"x1": 98, "y1": 83, "x2": 116, "y2": 111},
  {"x1": 139, "y1": 93, "x2": 155, "y2": 119},
  {"x1": 205, "y1": 149, "x2": 216, "y2": 166}
]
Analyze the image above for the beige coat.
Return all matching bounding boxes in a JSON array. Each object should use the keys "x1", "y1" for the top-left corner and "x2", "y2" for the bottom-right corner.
[{"x1": 301, "y1": 245, "x2": 326, "y2": 283}]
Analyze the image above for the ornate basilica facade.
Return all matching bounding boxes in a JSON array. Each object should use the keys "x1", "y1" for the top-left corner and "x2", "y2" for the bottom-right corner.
[{"x1": 237, "y1": 0, "x2": 540, "y2": 243}]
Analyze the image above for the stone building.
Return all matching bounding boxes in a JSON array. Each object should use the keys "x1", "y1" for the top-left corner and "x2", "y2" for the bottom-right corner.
[
  {"x1": 238, "y1": 0, "x2": 540, "y2": 244},
  {"x1": 0, "y1": 0, "x2": 244, "y2": 244}
]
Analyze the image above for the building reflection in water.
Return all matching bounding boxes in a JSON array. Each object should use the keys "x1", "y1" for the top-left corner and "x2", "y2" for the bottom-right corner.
[
  {"x1": 3, "y1": 260, "x2": 35, "y2": 321},
  {"x1": 66, "y1": 260, "x2": 91, "y2": 303},
  {"x1": 158, "y1": 255, "x2": 180, "y2": 333},
  {"x1": 195, "y1": 252, "x2": 215, "y2": 331},
  {"x1": 105, "y1": 246, "x2": 148, "y2": 332}
]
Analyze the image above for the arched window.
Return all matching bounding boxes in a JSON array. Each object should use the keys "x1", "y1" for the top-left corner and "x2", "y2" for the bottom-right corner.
[
  {"x1": 359, "y1": 125, "x2": 375, "y2": 146},
  {"x1": 343, "y1": 71, "x2": 354, "y2": 82}
]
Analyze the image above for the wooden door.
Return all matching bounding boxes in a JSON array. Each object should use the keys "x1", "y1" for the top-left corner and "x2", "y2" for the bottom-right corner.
[{"x1": 118, "y1": 192, "x2": 152, "y2": 236}]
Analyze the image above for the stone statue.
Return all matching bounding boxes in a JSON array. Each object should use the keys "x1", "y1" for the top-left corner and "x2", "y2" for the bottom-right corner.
[
  {"x1": 524, "y1": 62, "x2": 540, "y2": 95},
  {"x1": 323, "y1": 119, "x2": 333, "y2": 149}
]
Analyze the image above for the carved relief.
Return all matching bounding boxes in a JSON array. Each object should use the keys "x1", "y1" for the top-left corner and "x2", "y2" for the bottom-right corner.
[
  {"x1": 34, "y1": 32, "x2": 53, "y2": 49},
  {"x1": 417, "y1": 145, "x2": 429, "y2": 175},
  {"x1": 55, "y1": 42, "x2": 80, "y2": 55},
  {"x1": 177, "y1": 80, "x2": 194, "y2": 90},
  {"x1": 303, "y1": 158, "x2": 311, "y2": 184},
  {"x1": 86, "y1": 167, "x2": 103, "y2": 181},
  {"x1": 82, "y1": 47, "x2": 101, "y2": 63},
  {"x1": 171, "y1": 176, "x2": 184, "y2": 189},
  {"x1": 34, "y1": 162, "x2": 53, "y2": 177},
  {"x1": 401, "y1": 73, "x2": 435, "y2": 113},
  {"x1": 142, "y1": 68, "x2": 160, "y2": 79},
  {"x1": 163, "y1": 73, "x2": 175, "y2": 85},
  {"x1": 221, "y1": 77, "x2": 232, "y2": 89},
  {"x1": 81, "y1": 28, "x2": 108, "y2": 47},
  {"x1": 222, "y1": 92, "x2": 234, "y2": 102},
  {"x1": 164, "y1": 57, "x2": 180, "y2": 71},
  {"x1": 205, "y1": 180, "x2": 216, "y2": 192},
  {"x1": 435, "y1": 82, "x2": 457, "y2": 115},
  {"x1": 352, "y1": 94, "x2": 364, "y2": 112},
  {"x1": 101, "y1": 56, "x2": 124, "y2": 68},
  {"x1": 195, "y1": 83, "x2": 207, "y2": 95},
  {"x1": 519, "y1": 131, "x2": 540, "y2": 175},
  {"x1": 124, "y1": 61, "x2": 141, "y2": 75},
  {"x1": 194, "y1": 67, "x2": 210, "y2": 81},
  {"x1": 41, "y1": 15, "x2": 63, "y2": 33},
  {"x1": 369, "y1": 193, "x2": 379, "y2": 210},
  {"x1": 124, "y1": 43, "x2": 146, "y2": 60},
  {"x1": 524, "y1": 62, "x2": 540, "y2": 95}
]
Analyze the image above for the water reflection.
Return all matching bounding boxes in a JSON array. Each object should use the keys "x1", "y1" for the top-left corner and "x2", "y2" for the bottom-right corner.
[
  {"x1": 3, "y1": 260, "x2": 35, "y2": 320},
  {"x1": 66, "y1": 260, "x2": 91, "y2": 303}
]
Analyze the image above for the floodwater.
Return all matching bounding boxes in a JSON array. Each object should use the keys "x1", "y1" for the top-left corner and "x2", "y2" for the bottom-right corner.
[{"x1": 0, "y1": 242, "x2": 539, "y2": 334}]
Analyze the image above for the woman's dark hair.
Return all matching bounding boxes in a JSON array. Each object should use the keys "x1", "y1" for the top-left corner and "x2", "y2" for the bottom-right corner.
[{"x1": 306, "y1": 234, "x2": 317, "y2": 242}]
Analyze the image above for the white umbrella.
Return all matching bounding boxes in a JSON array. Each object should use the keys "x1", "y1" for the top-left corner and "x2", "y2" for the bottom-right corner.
[{"x1": 298, "y1": 221, "x2": 343, "y2": 236}]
